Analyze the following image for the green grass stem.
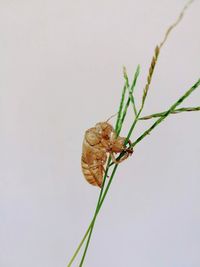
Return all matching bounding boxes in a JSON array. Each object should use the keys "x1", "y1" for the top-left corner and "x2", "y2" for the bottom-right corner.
[
  {"x1": 118, "y1": 65, "x2": 140, "y2": 132},
  {"x1": 132, "y1": 79, "x2": 200, "y2": 148},
  {"x1": 139, "y1": 106, "x2": 200, "y2": 120},
  {"x1": 67, "y1": 78, "x2": 200, "y2": 267},
  {"x1": 76, "y1": 70, "x2": 135, "y2": 266},
  {"x1": 67, "y1": 2, "x2": 196, "y2": 265}
]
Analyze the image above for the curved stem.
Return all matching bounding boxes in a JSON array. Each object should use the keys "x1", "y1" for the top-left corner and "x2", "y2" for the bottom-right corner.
[
  {"x1": 67, "y1": 226, "x2": 91, "y2": 267},
  {"x1": 78, "y1": 158, "x2": 112, "y2": 266},
  {"x1": 67, "y1": 158, "x2": 111, "y2": 267}
]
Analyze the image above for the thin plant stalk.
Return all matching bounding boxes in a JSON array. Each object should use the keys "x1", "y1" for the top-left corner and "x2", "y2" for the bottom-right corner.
[
  {"x1": 67, "y1": 158, "x2": 113, "y2": 267},
  {"x1": 67, "y1": 68, "x2": 136, "y2": 267},
  {"x1": 79, "y1": 78, "x2": 200, "y2": 266},
  {"x1": 135, "y1": 0, "x2": 194, "y2": 129},
  {"x1": 68, "y1": 107, "x2": 123, "y2": 267},
  {"x1": 139, "y1": 106, "x2": 200, "y2": 120},
  {"x1": 68, "y1": 78, "x2": 200, "y2": 267},
  {"x1": 110, "y1": 0, "x2": 194, "y2": 166},
  {"x1": 159, "y1": 0, "x2": 194, "y2": 49},
  {"x1": 118, "y1": 65, "x2": 140, "y2": 132},
  {"x1": 120, "y1": 45, "x2": 160, "y2": 147},
  {"x1": 78, "y1": 164, "x2": 118, "y2": 267},
  {"x1": 67, "y1": 165, "x2": 110, "y2": 267},
  {"x1": 123, "y1": 66, "x2": 139, "y2": 117},
  {"x1": 79, "y1": 79, "x2": 200, "y2": 267},
  {"x1": 113, "y1": 79, "x2": 200, "y2": 164},
  {"x1": 132, "y1": 79, "x2": 200, "y2": 147},
  {"x1": 78, "y1": 68, "x2": 139, "y2": 266},
  {"x1": 67, "y1": 226, "x2": 91, "y2": 267},
  {"x1": 67, "y1": 1, "x2": 195, "y2": 265},
  {"x1": 78, "y1": 159, "x2": 112, "y2": 267},
  {"x1": 115, "y1": 84, "x2": 127, "y2": 132}
]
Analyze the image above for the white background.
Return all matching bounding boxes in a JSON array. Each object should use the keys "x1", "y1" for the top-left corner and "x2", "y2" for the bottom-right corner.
[{"x1": 0, "y1": 0, "x2": 200, "y2": 266}]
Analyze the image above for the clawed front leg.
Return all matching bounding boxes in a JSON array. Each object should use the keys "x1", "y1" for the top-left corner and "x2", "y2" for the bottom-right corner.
[
  {"x1": 125, "y1": 140, "x2": 133, "y2": 154},
  {"x1": 109, "y1": 140, "x2": 133, "y2": 164}
]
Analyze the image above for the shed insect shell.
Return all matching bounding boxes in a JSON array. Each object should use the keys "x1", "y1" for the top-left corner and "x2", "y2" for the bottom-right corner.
[{"x1": 81, "y1": 121, "x2": 133, "y2": 187}]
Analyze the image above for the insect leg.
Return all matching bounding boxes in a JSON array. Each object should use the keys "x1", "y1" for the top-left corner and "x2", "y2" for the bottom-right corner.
[
  {"x1": 109, "y1": 151, "x2": 130, "y2": 164},
  {"x1": 110, "y1": 141, "x2": 133, "y2": 164},
  {"x1": 126, "y1": 140, "x2": 133, "y2": 153}
]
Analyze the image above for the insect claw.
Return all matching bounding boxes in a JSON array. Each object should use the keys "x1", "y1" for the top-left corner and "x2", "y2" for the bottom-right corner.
[{"x1": 127, "y1": 148, "x2": 133, "y2": 155}]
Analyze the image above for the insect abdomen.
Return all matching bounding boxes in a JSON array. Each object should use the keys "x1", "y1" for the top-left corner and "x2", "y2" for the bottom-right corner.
[{"x1": 81, "y1": 158, "x2": 103, "y2": 187}]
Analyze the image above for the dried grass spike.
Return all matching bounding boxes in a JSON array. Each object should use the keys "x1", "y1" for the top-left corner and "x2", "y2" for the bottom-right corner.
[{"x1": 142, "y1": 46, "x2": 160, "y2": 105}]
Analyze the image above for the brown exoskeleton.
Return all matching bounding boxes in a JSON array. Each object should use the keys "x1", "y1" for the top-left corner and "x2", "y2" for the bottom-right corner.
[{"x1": 81, "y1": 121, "x2": 133, "y2": 187}]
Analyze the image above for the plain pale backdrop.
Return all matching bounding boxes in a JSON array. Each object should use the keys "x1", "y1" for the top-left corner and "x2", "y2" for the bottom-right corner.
[{"x1": 0, "y1": 0, "x2": 200, "y2": 266}]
